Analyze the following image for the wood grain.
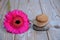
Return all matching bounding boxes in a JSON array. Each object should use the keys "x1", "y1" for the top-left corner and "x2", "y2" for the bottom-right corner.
[
  {"x1": 0, "y1": 0, "x2": 14, "y2": 40},
  {"x1": 1, "y1": 0, "x2": 60, "y2": 40},
  {"x1": 40, "y1": 0, "x2": 60, "y2": 40},
  {"x1": 14, "y1": 0, "x2": 48, "y2": 40}
]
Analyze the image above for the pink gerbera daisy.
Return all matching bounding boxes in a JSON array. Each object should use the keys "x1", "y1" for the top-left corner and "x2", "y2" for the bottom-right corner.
[{"x1": 3, "y1": 10, "x2": 30, "y2": 34}]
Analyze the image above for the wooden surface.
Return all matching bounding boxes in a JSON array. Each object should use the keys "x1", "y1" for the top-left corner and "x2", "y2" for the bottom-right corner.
[{"x1": 0, "y1": 0, "x2": 60, "y2": 40}]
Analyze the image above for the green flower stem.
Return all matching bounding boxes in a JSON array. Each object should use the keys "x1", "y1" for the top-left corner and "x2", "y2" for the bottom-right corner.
[{"x1": 7, "y1": 0, "x2": 11, "y2": 11}]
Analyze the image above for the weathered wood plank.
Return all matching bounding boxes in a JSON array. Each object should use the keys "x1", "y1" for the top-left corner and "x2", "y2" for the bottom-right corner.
[
  {"x1": 15, "y1": 27, "x2": 48, "y2": 40},
  {"x1": 50, "y1": 0, "x2": 60, "y2": 21},
  {"x1": 48, "y1": 28, "x2": 60, "y2": 40},
  {"x1": 27, "y1": 0, "x2": 42, "y2": 20},
  {"x1": 15, "y1": 0, "x2": 48, "y2": 40},
  {"x1": 1, "y1": 0, "x2": 60, "y2": 40},
  {"x1": 40, "y1": 0, "x2": 60, "y2": 27},
  {"x1": 40, "y1": 0, "x2": 60, "y2": 40},
  {"x1": 50, "y1": 0, "x2": 60, "y2": 12},
  {"x1": 0, "y1": 0, "x2": 14, "y2": 40},
  {"x1": 0, "y1": 8, "x2": 14, "y2": 40},
  {"x1": 40, "y1": 0, "x2": 60, "y2": 21},
  {"x1": 34, "y1": 31, "x2": 48, "y2": 40},
  {"x1": 10, "y1": 0, "x2": 15, "y2": 10}
]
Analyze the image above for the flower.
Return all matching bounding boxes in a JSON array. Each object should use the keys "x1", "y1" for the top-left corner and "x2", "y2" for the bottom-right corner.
[{"x1": 3, "y1": 10, "x2": 30, "y2": 34}]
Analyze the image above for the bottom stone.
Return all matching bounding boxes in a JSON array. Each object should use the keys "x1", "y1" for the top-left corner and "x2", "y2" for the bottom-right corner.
[{"x1": 33, "y1": 24, "x2": 49, "y2": 31}]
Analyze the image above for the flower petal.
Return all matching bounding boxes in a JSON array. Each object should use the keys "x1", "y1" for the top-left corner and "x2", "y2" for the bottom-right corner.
[{"x1": 3, "y1": 10, "x2": 30, "y2": 34}]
